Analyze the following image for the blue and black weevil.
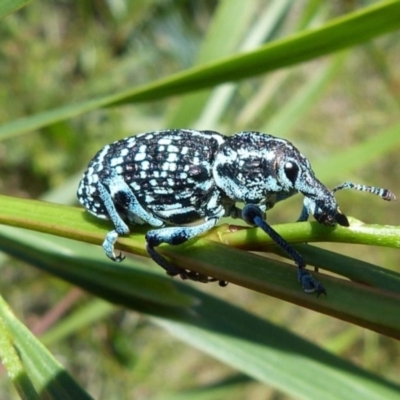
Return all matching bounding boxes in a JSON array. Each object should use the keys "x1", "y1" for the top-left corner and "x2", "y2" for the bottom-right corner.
[{"x1": 77, "y1": 129, "x2": 395, "y2": 294}]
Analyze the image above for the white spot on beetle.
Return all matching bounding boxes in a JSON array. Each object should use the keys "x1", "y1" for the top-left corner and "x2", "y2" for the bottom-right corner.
[
  {"x1": 158, "y1": 138, "x2": 171, "y2": 145},
  {"x1": 134, "y1": 153, "x2": 146, "y2": 162}
]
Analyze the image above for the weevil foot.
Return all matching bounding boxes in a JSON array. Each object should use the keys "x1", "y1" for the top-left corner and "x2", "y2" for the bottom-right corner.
[
  {"x1": 103, "y1": 230, "x2": 126, "y2": 262},
  {"x1": 298, "y1": 269, "x2": 326, "y2": 296}
]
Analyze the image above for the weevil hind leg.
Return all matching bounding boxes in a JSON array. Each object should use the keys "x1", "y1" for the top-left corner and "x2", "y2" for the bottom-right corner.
[
  {"x1": 145, "y1": 217, "x2": 224, "y2": 284},
  {"x1": 103, "y1": 230, "x2": 126, "y2": 262},
  {"x1": 97, "y1": 183, "x2": 131, "y2": 261},
  {"x1": 97, "y1": 178, "x2": 164, "y2": 261}
]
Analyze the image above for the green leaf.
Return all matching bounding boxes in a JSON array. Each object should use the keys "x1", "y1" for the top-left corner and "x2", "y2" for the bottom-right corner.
[
  {"x1": 0, "y1": 294, "x2": 93, "y2": 399},
  {"x1": 156, "y1": 375, "x2": 254, "y2": 400},
  {"x1": 167, "y1": 0, "x2": 292, "y2": 127},
  {"x1": 0, "y1": 225, "x2": 196, "y2": 310},
  {"x1": 2, "y1": 1, "x2": 400, "y2": 139},
  {"x1": 151, "y1": 286, "x2": 400, "y2": 400},
  {"x1": 0, "y1": 316, "x2": 39, "y2": 400},
  {"x1": 167, "y1": 0, "x2": 258, "y2": 127},
  {"x1": 262, "y1": 52, "x2": 347, "y2": 135},
  {"x1": 0, "y1": 194, "x2": 399, "y2": 337},
  {"x1": 1, "y1": 226, "x2": 400, "y2": 399},
  {"x1": 0, "y1": 0, "x2": 32, "y2": 20}
]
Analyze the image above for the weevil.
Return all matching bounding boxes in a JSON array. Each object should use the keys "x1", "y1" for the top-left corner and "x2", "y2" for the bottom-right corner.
[{"x1": 77, "y1": 129, "x2": 395, "y2": 294}]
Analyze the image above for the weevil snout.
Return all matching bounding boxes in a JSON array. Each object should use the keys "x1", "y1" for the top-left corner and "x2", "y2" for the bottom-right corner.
[
  {"x1": 313, "y1": 207, "x2": 349, "y2": 227},
  {"x1": 334, "y1": 210, "x2": 350, "y2": 226},
  {"x1": 300, "y1": 188, "x2": 348, "y2": 227}
]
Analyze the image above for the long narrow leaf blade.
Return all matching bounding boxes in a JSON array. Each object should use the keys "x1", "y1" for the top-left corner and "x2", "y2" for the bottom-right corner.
[
  {"x1": 1, "y1": 228, "x2": 400, "y2": 399},
  {"x1": 0, "y1": 295, "x2": 94, "y2": 399},
  {"x1": 0, "y1": 195, "x2": 399, "y2": 337},
  {"x1": 0, "y1": 0, "x2": 31, "y2": 19},
  {"x1": 1, "y1": 2, "x2": 400, "y2": 139},
  {"x1": 151, "y1": 288, "x2": 400, "y2": 400}
]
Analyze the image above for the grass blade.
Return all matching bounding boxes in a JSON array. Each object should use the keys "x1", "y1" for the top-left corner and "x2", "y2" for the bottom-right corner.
[
  {"x1": 0, "y1": 0, "x2": 31, "y2": 20},
  {"x1": 1, "y1": 2, "x2": 400, "y2": 139},
  {"x1": 0, "y1": 195, "x2": 399, "y2": 337},
  {"x1": 1, "y1": 227, "x2": 399, "y2": 399},
  {"x1": 0, "y1": 294, "x2": 94, "y2": 399}
]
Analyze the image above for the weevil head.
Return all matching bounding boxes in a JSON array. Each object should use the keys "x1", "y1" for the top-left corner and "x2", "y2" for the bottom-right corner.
[
  {"x1": 274, "y1": 143, "x2": 349, "y2": 226},
  {"x1": 302, "y1": 196, "x2": 349, "y2": 227},
  {"x1": 271, "y1": 139, "x2": 349, "y2": 227},
  {"x1": 213, "y1": 131, "x2": 349, "y2": 226},
  {"x1": 277, "y1": 158, "x2": 347, "y2": 226}
]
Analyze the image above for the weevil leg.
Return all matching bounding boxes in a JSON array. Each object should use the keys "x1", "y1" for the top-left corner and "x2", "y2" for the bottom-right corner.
[
  {"x1": 242, "y1": 203, "x2": 326, "y2": 295},
  {"x1": 296, "y1": 203, "x2": 310, "y2": 222},
  {"x1": 97, "y1": 182, "x2": 130, "y2": 262},
  {"x1": 98, "y1": 178, "x2": 164, "y2": 261},
  {"x1": 145, "y1": 217, "x2": 226, "y2": 285},
  {"x1": 106, "y1": 176, "x2": 164, "y2": 227},
  {"x1": 102, "y1": 230, "x2": 126, "y2": 262}
]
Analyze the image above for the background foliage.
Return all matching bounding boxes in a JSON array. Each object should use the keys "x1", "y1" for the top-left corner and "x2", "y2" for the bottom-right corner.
[{"x1": 0, "y1": 1, "x2": 399, "y2": 399}]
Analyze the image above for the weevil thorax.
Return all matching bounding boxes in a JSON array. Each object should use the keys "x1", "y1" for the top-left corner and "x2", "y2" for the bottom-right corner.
[{"x1": 212, "y1": 131, "x2": 347, "y2": 225}]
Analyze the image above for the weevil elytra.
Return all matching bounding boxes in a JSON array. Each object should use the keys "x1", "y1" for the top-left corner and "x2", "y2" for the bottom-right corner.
[{"x1": 77, "y1": 129, "x2": 395, "y2": 294}]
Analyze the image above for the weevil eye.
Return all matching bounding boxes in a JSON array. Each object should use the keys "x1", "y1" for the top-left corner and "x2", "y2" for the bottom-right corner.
[{"x1": 284, "y1": 161, "x2": 299, "y2": 185}]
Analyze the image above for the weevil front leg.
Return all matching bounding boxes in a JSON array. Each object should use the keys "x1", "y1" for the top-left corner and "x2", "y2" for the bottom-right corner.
[
  {"x1": 242, "y1": 203, "x2": 326, "y2": 295},
  {"x1": 98, "y1": 177, "x2": 164, "y2": 261},
  {"x1": 145, "y1": 217, "x2": 227, "y2": 285}
]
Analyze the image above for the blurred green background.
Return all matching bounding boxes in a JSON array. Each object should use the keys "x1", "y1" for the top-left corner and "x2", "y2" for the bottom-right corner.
[{"x1": 0, "y1": 1, "x2": 399, "y2": 399}]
